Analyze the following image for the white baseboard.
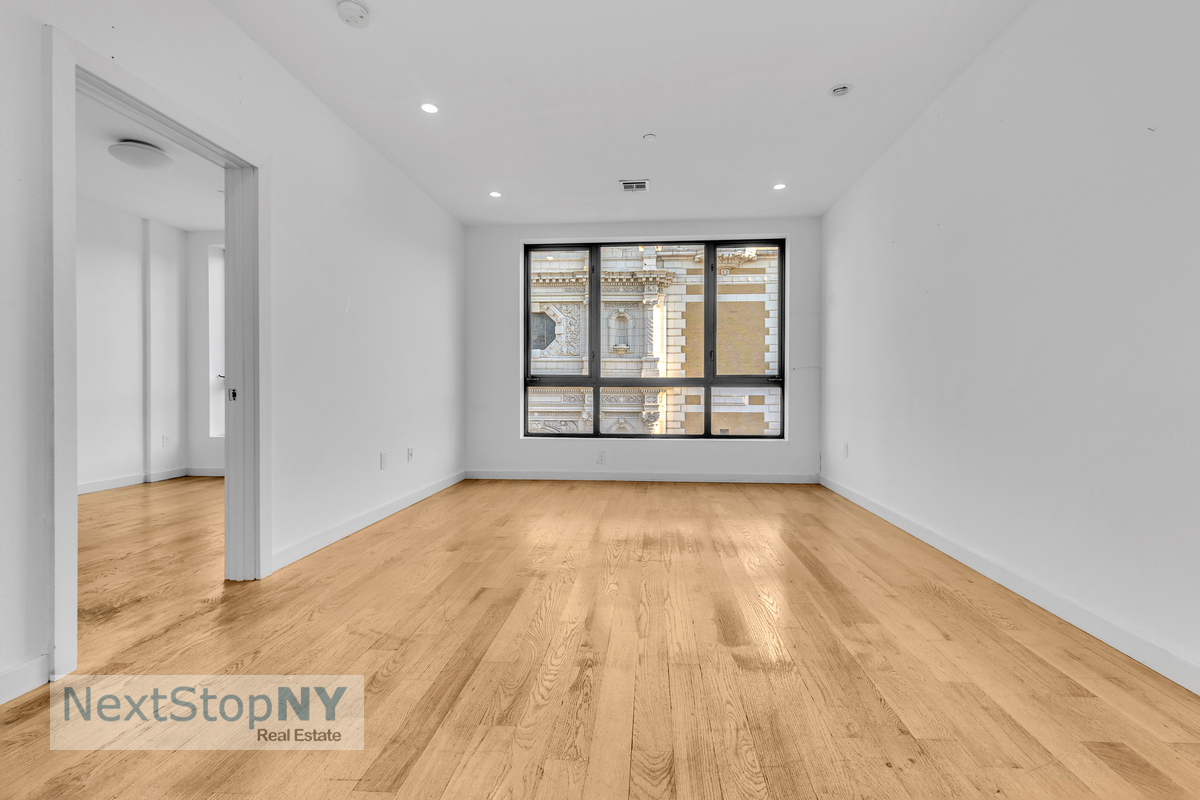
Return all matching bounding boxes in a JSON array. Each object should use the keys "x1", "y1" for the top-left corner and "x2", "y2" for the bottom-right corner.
[
  {"x1": 79, "y1": 468, "x2": 222, "y2": 495},
  {"x1": 77, "y1": 473, "x2": 144, "y2": 494},
  {"x1": 819, "y1": 476, "x2": 1200, "y2": 696},
  {"x1": 146, "y1": 468, "x2": 188, "y2": 483},
  {"x1": 270, "y1": 471, "x2": 467, "y2": 573},
  {"x1": 465, "y1": 470, "x2": 821, "y2": 484},
  {"x1": 0, "y1": 655, "x2": 49, "y2": 705}
]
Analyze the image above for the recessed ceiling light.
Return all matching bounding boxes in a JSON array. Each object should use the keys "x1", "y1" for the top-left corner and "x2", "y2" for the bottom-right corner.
[
  {"x1": 108, "y1": 140, "x2": 174, "y2": 171},
  {"x1": 489, "y1": 191, "x2": 502, "y2": 197},
  {"x1": 546, "y1": 256, "x2": 554, "y2": 260},
  {"x1": 773, "y1": 183, "x2": 786, "y2": 190},
  {"x1": 829, "y1": 84, "x2": 852, "y2": 97},
  {"x1": 420, "y1": 103, "x2": 438, "y2": 114},
  {"x1": 642, "y1": 133, "x2": 657, "y2": 141},
  {"x1": 337, "y1": 0, "x2": 370, "y2": 28}
]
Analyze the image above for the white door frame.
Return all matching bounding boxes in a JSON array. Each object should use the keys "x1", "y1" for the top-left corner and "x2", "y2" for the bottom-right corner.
[{"x1": 46, "y1": 26, "x2": 273, "y2": 680}]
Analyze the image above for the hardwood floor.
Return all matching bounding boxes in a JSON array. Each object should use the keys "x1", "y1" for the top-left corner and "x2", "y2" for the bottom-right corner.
[{"x1": 4, "y1": 477, "x2": 1200, "y2": 798}]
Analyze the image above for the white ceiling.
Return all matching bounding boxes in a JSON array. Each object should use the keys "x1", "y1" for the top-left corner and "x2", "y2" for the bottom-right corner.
[
  {"x1": 212, "y1": 0, "x2": 1032, "y2": 226},
  {"x1": 76, "y1": 91, "x2": 225, "y2": 231}
]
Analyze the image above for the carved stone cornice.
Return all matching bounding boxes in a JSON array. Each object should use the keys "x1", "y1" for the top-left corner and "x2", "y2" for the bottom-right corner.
[
  {"x1": 599, "y1": 269, "x2": 674, "y2": 287},
  {"x1": 718, "y1": 250, "x2": 757, "y2": 266},
  {"x1": 530, "y1": 271, "x2": 589, "y2": 287}
]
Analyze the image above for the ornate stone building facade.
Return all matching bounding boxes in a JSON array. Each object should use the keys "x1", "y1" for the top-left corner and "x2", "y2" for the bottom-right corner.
[{"x1": 527, "y1": 245, "x2": 782, "y2": 436}]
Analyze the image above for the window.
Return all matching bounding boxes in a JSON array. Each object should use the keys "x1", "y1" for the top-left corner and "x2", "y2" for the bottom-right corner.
[{"x1": 525, "y1": 240, "x2": 784, "y2": 438}]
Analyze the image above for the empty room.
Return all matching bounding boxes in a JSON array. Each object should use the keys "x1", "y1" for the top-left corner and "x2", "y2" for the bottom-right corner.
[{"x1": 1, "y1": 1, "x2": 1198, "y2": 799}]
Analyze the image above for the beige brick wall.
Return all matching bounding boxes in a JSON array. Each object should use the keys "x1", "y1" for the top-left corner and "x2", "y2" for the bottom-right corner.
[
  {"x1": 716, "y1": 300, "x2": 769, "y2": 374},
  {"x1": 712, "y1": 412, "x2": 767, "y2": 436}
]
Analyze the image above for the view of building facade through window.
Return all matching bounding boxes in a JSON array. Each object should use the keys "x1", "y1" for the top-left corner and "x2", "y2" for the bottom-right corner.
[{"x1": 526, "y1": 243, "x2": 782, "y2": 436}]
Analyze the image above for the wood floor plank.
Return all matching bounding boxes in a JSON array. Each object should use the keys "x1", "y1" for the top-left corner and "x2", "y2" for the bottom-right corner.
[
  {"x1": 580, "y1": 568, "x2": 639, "y2": 800},
  {"x1": 667, "y1": 663, "x2": 722, "y2": 800},
  {"x1": 5, "y1": 477, "x2": 1200, "y2": 800}
]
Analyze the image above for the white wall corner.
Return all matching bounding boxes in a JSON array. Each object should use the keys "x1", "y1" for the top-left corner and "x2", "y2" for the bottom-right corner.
[
  {"x1": 268, "y1": 472, "x2": 468, "y2": 575},
  {"x1": 819, "y1": 477, "x2": 1200, "y2": 697}
]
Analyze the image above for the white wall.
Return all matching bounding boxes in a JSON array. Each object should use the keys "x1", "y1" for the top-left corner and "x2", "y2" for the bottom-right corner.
[
  {"x1": 1, "y1": 0, "x2": 465, "y2": 703},
  {"x1": 147, "y1": 218, "x2": 188, "y2": 479},
  {"x1": 822, "y1": 0, "x2": 1200, "y2": 691},
  {"x1": 76, "y1": 199, "x2": 144, "y2": 488},
  {"x1": 186, "y1": 231, "x2": 225, "y2": 471},
  {"x1": 76, "y1": 199, "x2": 191, "y2": 492},
  {"x1": 465, "y1": 218, "x2": 820, "y2": 481}
]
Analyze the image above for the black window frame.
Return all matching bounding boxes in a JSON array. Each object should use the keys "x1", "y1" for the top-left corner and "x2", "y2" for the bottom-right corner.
[{"x1": 524, "y1": 239, "x2": 785, "y2": 439}]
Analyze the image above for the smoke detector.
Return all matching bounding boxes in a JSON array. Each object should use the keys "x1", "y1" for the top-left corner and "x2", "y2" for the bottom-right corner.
[
  {"x1": 337, "y1": 0, "x2": 370, "y2": 28},
  {"x1": 621, "y1": 179, "x2": 649, "y2": 193},
  {"x1": 829, "y1": 84, "x2": 852, "y2": 97}
]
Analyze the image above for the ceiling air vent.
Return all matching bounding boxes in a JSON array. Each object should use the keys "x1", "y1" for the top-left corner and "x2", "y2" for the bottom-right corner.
[{"x1": 621, "y1": 179, "x2": 649, "y2": 193}]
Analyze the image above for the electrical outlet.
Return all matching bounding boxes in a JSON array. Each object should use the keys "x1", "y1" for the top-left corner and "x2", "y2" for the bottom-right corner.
[
  {"x1": 162, "y1": 434, "x2": 171, "y2": 448},
  {"x1": 407, "y1": 447, "x2": 414, "y2": 463},
  {"x1": 597, "y1": 450, "x2": 606, "y2": 465},
  {"x1": 380, "y1": 451, "x2": 387, "y2": 470},
  {"x1": 844, "y1": 442, "x2": 849, "y2": 458}
]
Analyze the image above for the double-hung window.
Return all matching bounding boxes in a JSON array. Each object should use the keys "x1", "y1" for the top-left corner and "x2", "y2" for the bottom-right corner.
[{"x1": 524, "y1": 240, "x2": 784, "y2": 438}]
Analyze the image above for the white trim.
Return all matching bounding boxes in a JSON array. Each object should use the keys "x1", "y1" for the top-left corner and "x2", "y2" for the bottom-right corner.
[
  {"x1": 147, "y1": 468, "x2": 188, "y2": 483},
  {"x1": 77, "y1": 474, "x2": 145, "y2": 495},
  {"x1": 77, "y1": 469, "x2": 219, "y2": 495},
  {"x1": 47, "y1": 23, "x2": 80, "y2": 686},
  {"x1": 819, "y1": 476, "x2": 1200, "y2": 696},
  {"x1": 467, "y1": 470, "x2": 819, "y2": 484},
  {"x1": 0, "y1": 655, "x2": 50, "y2": 706},
  {"x1": 187, "y1": 467, "x2": 225, "y2": 477},
  {"x1": 270, "y1": 472, "x2": 467, "y2": 572}
]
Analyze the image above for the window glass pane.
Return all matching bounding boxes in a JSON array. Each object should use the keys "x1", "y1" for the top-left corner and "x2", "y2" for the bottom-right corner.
[
  {"x1": 715, "y1": 246, "x2": 779, "y2": 375},
  {"x1": 599, "y1": 387, "x2": 702, "y2": 435},
  {"x1": 527, "y1": 387, "x2": 592, "y2": 435},
  {"x1": 530, "y1": 249, "x2": 589, "y2": 376},
  {"x1": 711, "y1": 387, "x2": 782, "y2": 436},
  {"x1": 599, "y1": 245, "x2": 705, "y2": 379}
]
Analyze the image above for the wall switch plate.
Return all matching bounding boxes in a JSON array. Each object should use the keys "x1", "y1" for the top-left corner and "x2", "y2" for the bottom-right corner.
[
  {"x1": 597, "y1": 450, "x2": 606, "y2": 465},
  {"x1": 844, "y1": 442, "x2": 850, "y2": 458},
  {"x1": 380, "y1": 451, "x2": 387, "y2": 470},
  {"x1": 162, "y1": 435, "x2": 171, "y2": 448},
  {"x1": 407, "y1": 447, "x2": 414, "y2": 463}
]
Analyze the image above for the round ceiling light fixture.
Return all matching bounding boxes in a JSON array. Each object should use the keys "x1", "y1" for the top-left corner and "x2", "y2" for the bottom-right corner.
[
  {"x1": 337, "y1": 0, "x2": 370, "y2": 28},
  {"x1": 489, "y1": 191, "x2": 502, "y2": 197},
  {"x1": 420, "y1": 103, "x2": 439, "y2": 114},
  {"x1": 829, "y1": 84, "x2": 853, "y2": 97},
  {"x1": 108, "y1": 140, "x2": 174, "y2": 171},
  {"x1": 642, "y1": 133, "x2": 657, "y2": 141},
  {"x1": 773, "y1": 183, "x2": 787, "y2": 190}
]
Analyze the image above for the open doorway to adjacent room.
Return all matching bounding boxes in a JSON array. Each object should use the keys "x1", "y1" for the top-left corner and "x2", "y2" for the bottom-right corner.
[
  {"x1": 48, "y1": 41, "x2": 266, "y2": 679},
  {"x1": 74, "y1": 88, "x2": 229, "y2": 655}
]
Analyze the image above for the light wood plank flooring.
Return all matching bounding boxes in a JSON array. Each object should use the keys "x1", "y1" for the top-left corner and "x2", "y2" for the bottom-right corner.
[{"x1": 3, "y1": 476, "x2": 1200, "y2": 798}]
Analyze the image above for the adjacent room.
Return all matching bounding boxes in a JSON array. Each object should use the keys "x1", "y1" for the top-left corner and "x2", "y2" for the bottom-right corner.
[
  {"x1": 74, "y1": 89, "x2": 230, "y2": 649},
  {"x1": 1, "y1": 1, "x2": 1198, "y2": 798}
]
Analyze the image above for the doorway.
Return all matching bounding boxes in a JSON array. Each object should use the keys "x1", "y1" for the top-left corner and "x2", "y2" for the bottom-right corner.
[
  {"x1": 48, "y1": 28, "x2": 267, "y2": 681},
  {"x1": 74, "y1": 88, "x2": 228, "y2": 654}
]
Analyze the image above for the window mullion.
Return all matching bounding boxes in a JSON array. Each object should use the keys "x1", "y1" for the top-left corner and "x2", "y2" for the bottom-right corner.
[
  {"x1": 704, "y1": 241, "x2": 716, "y2": 436},
  {"x1": 589, "y1": 244, "x2": 601, "y2": 435}
]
